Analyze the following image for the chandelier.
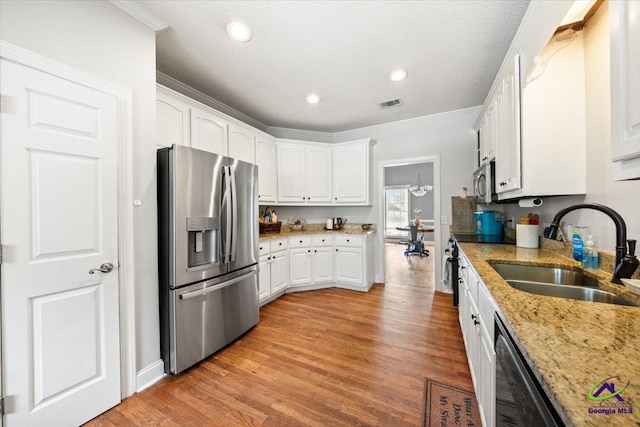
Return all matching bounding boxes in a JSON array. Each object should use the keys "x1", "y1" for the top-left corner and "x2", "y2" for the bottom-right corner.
[{"x1": 409, "y1": 174, "x2": 433, "y2": 197}]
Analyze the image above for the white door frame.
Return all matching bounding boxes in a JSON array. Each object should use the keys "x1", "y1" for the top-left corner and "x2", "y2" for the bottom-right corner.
[
  {"x1": 0, "y1": 40, "x2": 137, "y2": 398},
  {"x1": 377, "y1": 155, "x2": 441, "y2": 287}
]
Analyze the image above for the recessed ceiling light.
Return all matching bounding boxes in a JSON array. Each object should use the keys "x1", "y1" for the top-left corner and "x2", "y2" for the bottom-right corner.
[
  {"x1": 226, "y1": 21, "x2": 252, "y2": 42},
  {"x1": 389, "y1": 69, "x2": 408, "y2": 81},
  {"x1": 306, "y1": 94, "x2": 320, "y2": 104}
]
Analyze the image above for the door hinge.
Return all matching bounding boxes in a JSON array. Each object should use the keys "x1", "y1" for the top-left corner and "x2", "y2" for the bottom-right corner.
[
  {"x1": 0, "y1": 395, "x2": 4, "y2": 416},
  {"x1": 0, "y1": 244, "x2": 3, "y2": 264}
]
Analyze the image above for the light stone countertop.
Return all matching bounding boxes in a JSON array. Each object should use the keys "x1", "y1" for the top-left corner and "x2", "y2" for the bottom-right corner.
[
  {"x1": 457, "y1": 242, "x2": 640, "y2": 426},
  {"x1": 259, "y1": 223, "x2": 376, "y2": 240}
]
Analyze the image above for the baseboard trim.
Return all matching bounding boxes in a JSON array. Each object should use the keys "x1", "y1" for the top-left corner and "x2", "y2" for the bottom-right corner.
[
  {"x1": 335, "y1": 282, "x2": 370, "y2": 292},
  {"x1": 286, "y1": 283, "x2": 334, "y2": 293},
  {"x1": 136, "y1": 359, "x2": 166, "y2": 392}
]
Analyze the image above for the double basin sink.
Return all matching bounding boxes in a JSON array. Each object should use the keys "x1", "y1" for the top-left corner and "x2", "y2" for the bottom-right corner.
[{"x1": 491, "y1": 263, "x2": 638, "y2": 307}]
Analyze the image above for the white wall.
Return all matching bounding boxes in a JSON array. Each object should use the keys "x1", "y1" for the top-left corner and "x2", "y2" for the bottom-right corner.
[
  {"x1": 501, "y1": 3, "x2": 640, "y2": 256},
  {"x1": 274, "y1": 107, "x2": 479, "y2": 288},
  {"x1": 0, "y1": 0, "x2": 160, "y2": 382}
]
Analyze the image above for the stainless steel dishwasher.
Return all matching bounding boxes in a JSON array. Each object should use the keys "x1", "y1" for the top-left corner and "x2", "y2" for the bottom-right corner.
[{"x1": 494, "y1": 314, "x2": 564, "y2": 426}]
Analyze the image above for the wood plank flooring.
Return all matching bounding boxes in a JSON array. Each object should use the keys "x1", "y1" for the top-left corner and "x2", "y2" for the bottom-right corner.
[{"x1": 85, "y1": 244, "x2": 472, "y2": 426}]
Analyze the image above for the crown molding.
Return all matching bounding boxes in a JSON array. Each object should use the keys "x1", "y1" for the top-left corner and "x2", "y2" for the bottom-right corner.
[
  {"x1": 109, "y1": 0, "x2": 169, "y2": 32},
  {"x1": 156, "y1": 71, "x2": 268, "y2": 132}
]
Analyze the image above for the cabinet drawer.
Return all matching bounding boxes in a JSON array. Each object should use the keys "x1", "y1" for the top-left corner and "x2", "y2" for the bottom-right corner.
[
  {"x1": 258, "y1": 242, "x2": 270, "y2": 257},
  {"x1": 311, "y1": 235, "x2": 333, "y2": 247},
  {"x1": 335, "y1": 235, "x2": 362, "y2": 247},
  {"x1": 289, "y1": 235, "x2": 311, "y2": 248},
  {"x1": 270, "y1": 238, "x2": 288, "y2": 252}
]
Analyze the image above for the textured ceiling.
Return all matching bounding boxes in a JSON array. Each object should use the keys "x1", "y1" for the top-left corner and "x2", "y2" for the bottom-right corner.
[{"x1": 138, "y1": 0, "x2": 530, "y2": 133}]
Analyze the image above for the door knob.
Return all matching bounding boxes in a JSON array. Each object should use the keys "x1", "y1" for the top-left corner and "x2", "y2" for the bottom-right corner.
[{"x1": 89, "y1": 262, "x2": 114, "y2": 274}]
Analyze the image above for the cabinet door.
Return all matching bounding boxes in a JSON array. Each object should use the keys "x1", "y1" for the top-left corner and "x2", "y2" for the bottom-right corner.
[
  {"x1": 312, "y1": 247, "x2": 334, "y2": 283},
  {"x1": 478, "y1": 331, "x2": 496, "y2": 427},
  {"x1": 467, "y1": 296, "x2": 480, "y2": 389},
  {"x1": 497, "y1": 55, "x2": 522, "y2": 194},
  {"x1": 334, "y1": 247, "x2": 363, "y2": 284},
  {"x1": 458, "y1": 279, "x2": 472, "y2": 353},
  {"x1": 190, "y1": 107, "x2": 227, "y2": 155},
  {"x1": 270, "y1": 252, "x2": 288, "y2": 294},
  {"x1": 258, "y1": 256, "x2": 270, "y2": 302},
  {"x1": 256, "y1": 135, "x2": 277, "y2": 202},
  {"x1": 157, "y1": 90, "x2": 190, "y2": 149},
  {"x1": 289, "y1": 248, "x2": 312, "y2": 287},
  {"x1": 482, "y1": 105, "x2": 496, "y2": 163},
  {"x1": 277, "y1": 143, "x2": 306, "y2": 203},
  {"x1": 306, "y1": 145, "x2": 333, "y2": 203},
  {"x1": 333, "y1": 143, "x2": 369, "y2": 204},
  {"x1": 611, "y1": 0, "x2": 640, "y2": 180},
  {"x1": 228, "y1": 124, "x2": 256, "y2": 164}
]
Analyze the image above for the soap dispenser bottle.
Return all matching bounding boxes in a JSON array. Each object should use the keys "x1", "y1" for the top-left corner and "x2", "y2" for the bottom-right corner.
[{"x1": 584, "y1": 235, "x2": 598, "y2": 270}]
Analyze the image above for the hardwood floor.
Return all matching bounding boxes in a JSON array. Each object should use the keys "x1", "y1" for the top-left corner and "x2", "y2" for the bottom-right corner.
[
  {"x1": 86, "y1": 245, "x2": 472, "y2": 426},
  {"x1": 384, "y1": 242, "x2": 435, "y2": 286}
]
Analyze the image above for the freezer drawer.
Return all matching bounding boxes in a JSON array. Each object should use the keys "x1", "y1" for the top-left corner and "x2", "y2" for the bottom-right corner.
[{"x1": 166, "y1": 267, "x2": 259, "y2": 374}]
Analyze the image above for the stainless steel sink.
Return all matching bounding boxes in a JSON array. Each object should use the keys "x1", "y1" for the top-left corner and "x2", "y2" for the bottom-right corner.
[{"x1": 492, "y1": 263, "x2": 638, "y2": 307}]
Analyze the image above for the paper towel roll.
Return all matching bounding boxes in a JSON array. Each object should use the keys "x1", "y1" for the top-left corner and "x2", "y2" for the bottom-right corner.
[{"x1": 518, "y1": 198, "x2": 543, "y2": 208}]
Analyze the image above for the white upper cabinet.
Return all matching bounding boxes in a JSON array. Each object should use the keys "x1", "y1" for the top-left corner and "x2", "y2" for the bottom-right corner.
[
  {"x1": 610, "y1": 0, "x2": 640, "y2": 180},
  {"x1": 479, "y1": 105, "x2": 494, "y2": 164},
  {"x1": 333, "y1": 140, "x2": 372, "y2": 204},
  {"x1": 228, "y1": 124, "x2": 256, "y2": 164},
  {"x1": 256, "y1": 134, "x2": 277, "y2": 202},
  {"x1": 473, "y1": 1, "x2": 603, "y2": 201},
  {"x1": 276, "y1": 141, "x2": 332, "y2": 204},
  {"x1": 277, "y1": 143, "x2": 307, "y2": 203},
  {"x1": 495, "y1": 55, "x2": 522, "y2": 194},
  {"x1": 156, "y1": 90, "x2": 190, "y2": 149},
  {"x1": 156, "y1": 85, "x2": 374, "y2": 206},
  {"x1": 190, "y1": 106, "x2": 228, "y2": 155},
  {"x1": 506, "y1": 31, "x2": 587, "y2": 200},
  {"x1": 306, "y1": 145, "x2": 333, "y2": 203}
]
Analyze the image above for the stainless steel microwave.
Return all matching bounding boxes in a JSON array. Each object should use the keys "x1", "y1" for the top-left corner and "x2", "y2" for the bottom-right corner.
[{"x1": 473, "y1": 160, "x2": 496, "y2": 204}]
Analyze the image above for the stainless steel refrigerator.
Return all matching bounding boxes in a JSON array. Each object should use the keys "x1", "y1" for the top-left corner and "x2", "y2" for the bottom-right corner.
[{"x1": 157, "y1": 144, "x2": 259, "y2": 374}]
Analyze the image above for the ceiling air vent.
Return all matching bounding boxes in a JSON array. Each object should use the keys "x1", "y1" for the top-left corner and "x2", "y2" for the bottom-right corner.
[{"x1": 379, "y1": 98, "x2": 403, "y2": 110}]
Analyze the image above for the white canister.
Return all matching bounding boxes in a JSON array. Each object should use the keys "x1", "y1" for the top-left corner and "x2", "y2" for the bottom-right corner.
[
  {"x1": 516, "y1": 224, "x2": 539, "y2": 248},
  {"x1": 326, "y1": 219, "x2": 333, "y2": 230}
]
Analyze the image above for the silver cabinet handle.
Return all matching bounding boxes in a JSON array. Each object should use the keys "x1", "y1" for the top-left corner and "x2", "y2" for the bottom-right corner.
[{"x1": 89, "y1": 262, "x2": 114, "y2": 274}]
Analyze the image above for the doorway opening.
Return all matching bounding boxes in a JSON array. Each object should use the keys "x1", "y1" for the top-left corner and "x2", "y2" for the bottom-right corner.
[{"x1": 380, "y1": 159, "x2": 438, "y2": 289}]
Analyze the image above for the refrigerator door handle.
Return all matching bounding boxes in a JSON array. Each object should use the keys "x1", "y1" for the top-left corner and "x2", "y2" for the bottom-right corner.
[
  {"x1": 179, "y1": 271, "x2": 256, "y2": 300},
  {"x1": 221, "y1": 165, "x2": 233, "y2": 264},
  {"x1": 229, "y1": 165, "x2": 238, "y2": 263}
]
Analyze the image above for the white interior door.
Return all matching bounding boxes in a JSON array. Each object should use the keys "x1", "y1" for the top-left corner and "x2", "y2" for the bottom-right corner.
[{"x1": 0, "y1": 59, "x2": 121, "y2": 426}]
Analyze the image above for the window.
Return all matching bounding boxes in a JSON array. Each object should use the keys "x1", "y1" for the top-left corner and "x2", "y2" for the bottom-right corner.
[{"x1": 384, "y1": 185, "x2": 410, "y2": 238}]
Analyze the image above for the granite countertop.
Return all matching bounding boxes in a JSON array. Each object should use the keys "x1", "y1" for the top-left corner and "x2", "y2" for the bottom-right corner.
[
  {"x1": 457, "y1": 242, "x2": 640, "y2": 426},
  {"x1": 259, "y1": 223, "x2": 376, "y2": 240}
]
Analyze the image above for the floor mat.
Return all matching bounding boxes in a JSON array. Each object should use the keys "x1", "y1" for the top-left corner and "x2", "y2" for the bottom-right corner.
[{"x1": 422, "y1": 378, "x2": 481, "y2": 427}]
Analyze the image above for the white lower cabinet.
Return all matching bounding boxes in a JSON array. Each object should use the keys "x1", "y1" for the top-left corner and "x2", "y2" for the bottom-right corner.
[
  {"x1": 334, "y1": 246, "x2": 363, "y2": 284},
  {"x1": 288, "y1": 235, "x2": 334, "y2": 290},
  {"x1": 258, "y1": 238, "x2": 289, "y2": 305},
  {"x1": 259, "y1": 232, "x2": 375, "y2": 305},
  {"x1": 334, "y1": 234, "x2": 375, "y2": 291},
  {"x1": 458, "y1": 248, "x2": 495, "y2": 427}
]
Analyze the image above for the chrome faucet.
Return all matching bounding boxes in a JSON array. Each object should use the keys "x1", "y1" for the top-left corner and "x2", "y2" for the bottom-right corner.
[{"x1": 542, "y1": 203, "x2": 639, "y2": 284}]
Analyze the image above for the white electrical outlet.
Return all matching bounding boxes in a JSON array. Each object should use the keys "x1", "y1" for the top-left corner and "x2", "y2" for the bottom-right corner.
[{"x1": 441, "y1": 215, "x2": 448, "y2": 225}]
